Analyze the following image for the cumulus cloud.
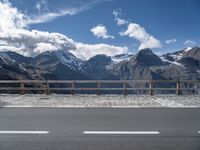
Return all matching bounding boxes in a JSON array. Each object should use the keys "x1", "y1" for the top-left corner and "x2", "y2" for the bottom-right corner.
[
  {"x1": 165, "y1": 39, "x2": 176, "y2": 44},
  {"x1": 0, "y1": 1, "x2": 26, "y2": 30},
  {"x1": 91, "y1": 25, "x2": 114, "y2": 39},
  {"x1": 120, "y1": 23, "x2": 161, "y2": 50},
  {"x1": 0, "y1": 29, "x2": 76, "y2": 56},
  {"x1": 113, "y1": 8, "x2": 161, "y2": 50},
  {"x1": 184, "y1": 40, "x2": 196, "y2": 46},
  {"x1": 0, "y1": 0, "x2": 126, "y2": 60},
  {"x1": 113, "y1": 9, "x2": 128, "y2": 26}
]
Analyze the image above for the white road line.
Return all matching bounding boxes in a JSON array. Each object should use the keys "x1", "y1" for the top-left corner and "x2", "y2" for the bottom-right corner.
[
  {"x1": 4, "y1": 105, "x2": 86, "y2": 108},
  {"x1": 0, "y1": 131, "x2": 49, "y2": 134},
  {"x1": 4, "y1": 105, "x2": 35, "y2": 108},
  {"x1": 3, "y1": 105, "x2": 200, "y2": 108},
  {"x1": 83, "y1": 131, "x2": 160, "y2": 135},
  {"x1": 112, "y1": 106, "x2": 142, "y2": 108},
  {"x1": 169, "y1": 106, "x2": 200, "y2": 108},
  {"x1": 198, "y1": 131, "x2": 200, "y2": 134}
]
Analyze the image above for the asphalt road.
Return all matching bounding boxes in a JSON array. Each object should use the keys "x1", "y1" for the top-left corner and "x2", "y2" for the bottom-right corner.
[{"x1": 0, "y1": 108, "x2": 200, "y2": 150}]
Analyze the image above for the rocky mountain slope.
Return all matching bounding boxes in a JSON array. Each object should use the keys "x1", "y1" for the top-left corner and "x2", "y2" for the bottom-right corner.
[{"x1": 0, "y1": 51, "x2": 88, "y2": 80}]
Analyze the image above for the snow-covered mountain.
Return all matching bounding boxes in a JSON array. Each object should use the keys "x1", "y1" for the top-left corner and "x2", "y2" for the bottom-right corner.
[
  {"x1": 1, "y1": 47, "x2": 200, "y2": 80},
  {"x1": 109, "y1": 49, "x2": 167, "y2": 80},
  {"x1": 163, "y1": 47, "x2": 200, "y2": 68},
  {"x1": 0, "y1": 50, "x2": 87, "y2": 80},
  {"x1": 162, "y1": 47, "x2": 193, "y2": 62}
]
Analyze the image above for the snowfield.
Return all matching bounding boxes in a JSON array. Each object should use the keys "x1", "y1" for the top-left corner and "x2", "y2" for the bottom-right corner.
[{"x1": 0, "y1": 94, "x2": 200, "y2": 107}]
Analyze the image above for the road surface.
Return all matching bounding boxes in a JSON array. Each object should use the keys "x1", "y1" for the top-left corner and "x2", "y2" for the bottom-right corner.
[{"x1": 0, "y1": 108, "x2": 200, "y2": 150}]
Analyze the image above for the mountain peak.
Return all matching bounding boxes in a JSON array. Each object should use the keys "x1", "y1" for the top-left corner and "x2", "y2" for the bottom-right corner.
[
  {"x1": 138, "y1": 48, "x2": 154, "y2": 55},
  {"x1": 184, "y1": 47, "x2": 200, "y2": 60},
  {"x1": 133, "y1": 48, "x2": 164, "y2": 66}
]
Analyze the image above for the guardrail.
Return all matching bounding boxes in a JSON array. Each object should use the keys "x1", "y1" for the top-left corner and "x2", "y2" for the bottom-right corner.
[{"x1": 0, "y1": 80, "x2": 200, "y2": 95}]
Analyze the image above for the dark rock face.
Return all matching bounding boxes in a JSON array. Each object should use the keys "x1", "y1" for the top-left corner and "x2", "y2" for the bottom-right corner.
[
  {"x1": 183, "y1": 47, "x2": 200, "y2": 60},
  {"x1": 0, "y1": 51, "x2": 35, "y2": 80},
  {"x1": 132, "y1": 48, "x2": 165, "y2": 67},
  {"x1": 81, "y1": 55, "x2": 118, "y2": 80},
  {"x1": 177, "y1": 47, "x2": 200, "y2": 69}
]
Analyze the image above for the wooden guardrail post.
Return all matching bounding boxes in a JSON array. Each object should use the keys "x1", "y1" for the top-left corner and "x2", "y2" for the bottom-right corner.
[
  {"x1": 123, "y1": 82, "x2": 127, "y2": 95},
  {"x1": 71, "y1": 81, "x2": 75, "y2": 95},
  {"x1": 149, "y1": 81, "x2": 154, "y2": 95},
  {"x1": 20, "y1": 82, "x2": 25, "y2": 95},
  {"x1": 46, "y1": 81, "x2": 50, "y2": 95},
  {"x1": 176, "y1": 81, "x2": 181, "y2": 95},
  {"x1": 97, "y1": 82, "x2": 101, "y2": 95}
]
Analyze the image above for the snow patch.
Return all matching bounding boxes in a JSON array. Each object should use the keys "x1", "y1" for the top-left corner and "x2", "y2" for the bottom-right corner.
[
  {"x1": 184, "y1": 47, "x2": 192, "y2": 52},
  {"x1": 169, "y1": 53, "x2": 183, "y2": 61},
  {"x1": 112, "y1": 54, "x2": 133, "y2": 63},
  {"x1": 197, "y1": 70, "x2": 200, "y2": 73},
  {"x1": 54, "y1": 51, "x2": 83, "y2": 70},
  {"x1": 160, "y1": 56, "x2": 184, "y2": 67}
]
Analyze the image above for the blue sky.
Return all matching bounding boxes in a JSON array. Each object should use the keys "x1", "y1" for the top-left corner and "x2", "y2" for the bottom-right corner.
[{"x1": 0, "y1": 0, "x2": 200, "y2": 59}]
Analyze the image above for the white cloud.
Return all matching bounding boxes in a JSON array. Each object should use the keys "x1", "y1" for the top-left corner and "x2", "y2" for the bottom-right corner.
[
  {"x1": 184, "y1": 40, "x2": 196, "y2": 46},
  {"x1": 35, "y1": 0, "x2": 48, "y2": 12},
  {"x1": 113, "y1": 8, "x2": 161, "y2": 50},
  {"x1": 0, "y1": 0, "x2": 126, "y2": 60},
  {"x1": 0, "y1": 28, "x2": 127, "y2": 59},
  {"x1": 34, "y1": 42, "x2": 59, "y2": 53},
  {"x1": 28, "y1": 0, "x2": 110, "y2": 25},
  {"x1": 0, "y1": 0, "x2": 111, "y2": 26},
  {"x1": 116, "y1": 18, "x2": 127, "y2": 26},
  {"x1": 71, "y1": 43, "x2": 127, "y2": 60},
  {"x1": 113, "y1": 9, "x2": 128, "y2": 26},
  {"x1": 91, "y1": 25, "x2": 114, "y2": 39},
  {"x1": 113, "y1": 9, "x2": 120, "y2": 17},
  {"x1": 0, "y1": 1, "x2": 26, "y2": 30},
  {"x1": 120, "y1": 23, "x2": 161, "y2": 50},
  {"x1": 27, "y1": 8, "x2": 84, "y2": 25},
  {"x1": 0, "y1": 29, "x2": 76, "y2": 56},
  {"x1": 165, "y1": 39, "x2": 176, "y2": 44}
]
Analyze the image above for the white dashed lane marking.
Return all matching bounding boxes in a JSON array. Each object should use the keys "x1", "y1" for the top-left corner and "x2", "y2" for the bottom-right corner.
[
  {"x1": 0, "y1": 131, "x2": 49, "y2": 134},
  {"x1": 83, "y1": 131, "x2": 160, "y2": 135}
]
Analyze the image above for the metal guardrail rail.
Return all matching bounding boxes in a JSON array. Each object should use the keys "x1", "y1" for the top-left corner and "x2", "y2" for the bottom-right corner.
[{"x1": 0, "y1": 80, "x2": 200, "y2": 95}]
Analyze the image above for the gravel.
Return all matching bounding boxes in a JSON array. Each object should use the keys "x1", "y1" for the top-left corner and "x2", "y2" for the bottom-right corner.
[{"x1": 0, "y1": 94, "x2": 200, "y2": 107}]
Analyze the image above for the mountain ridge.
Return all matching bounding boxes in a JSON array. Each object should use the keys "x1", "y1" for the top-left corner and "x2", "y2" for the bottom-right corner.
[{"x1": 0, "y1": 47, "x2": 200, "y2": 80}]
